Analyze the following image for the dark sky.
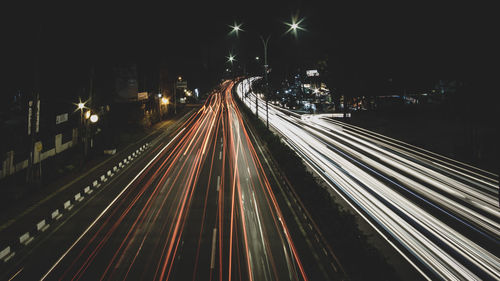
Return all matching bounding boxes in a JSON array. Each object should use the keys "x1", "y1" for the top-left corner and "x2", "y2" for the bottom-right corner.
[{"x1": 4, "y1": 1, "x2": 495, "y2": 98}]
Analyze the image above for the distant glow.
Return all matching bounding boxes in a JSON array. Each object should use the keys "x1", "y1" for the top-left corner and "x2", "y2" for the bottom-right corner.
[
  {"x1": 84, "y1": 111, "x2": 91, "y2": 119},
  {"x1": 255, "y1": 56, "x2": 260, "y2": 60},
  {"x1": 313, "y1": 88, "x2": 319, "y2": 94},
  {"x1": 158, "y1": 93, "x2": 162, "y2": 98},
  {"x1": 178, "y1": 76, "x2": 182, "y2": 81},
  {"x1": 161, "y1": 97, "x2": 169, "y2": 105},
  {"x1": 77, "y1": 102, "x2": 85, "y2": 109}
]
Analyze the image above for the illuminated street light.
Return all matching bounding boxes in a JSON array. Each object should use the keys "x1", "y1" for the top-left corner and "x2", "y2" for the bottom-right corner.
[
  {"x1": 284, "y1": 14, "x2": 306, "y2": 38},
  {"x1": 161, "y1": 97, "x2": 169, "y2": 105},
  {"x1": 227, "y1": 53, "x2": 236, "y2": 64},
  {"x1": 77, "y1": 102, "x2": 85, "y2": 110},
  {"x1": 90, "y1": 114, "x2": 99, "y2": 123},
  {"x1": 228, "y1": 22, "x2": 243, "y2": 36},
  {"x1": 85, "y1": 110, "x2": 91, "y2": 119}
]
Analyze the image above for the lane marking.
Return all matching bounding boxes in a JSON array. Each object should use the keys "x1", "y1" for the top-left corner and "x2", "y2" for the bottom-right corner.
[
  {"x1": 210, "y1": 228, "x2": 217, "y2": 269},
  {"x1": 217, "y1": 176, "x2": 220, "y2": 192}
]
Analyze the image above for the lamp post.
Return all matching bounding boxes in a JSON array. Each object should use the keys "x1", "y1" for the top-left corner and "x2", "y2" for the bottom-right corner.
[{"x1": 228, "y1": 18, "x2": 304, "y2": 129}]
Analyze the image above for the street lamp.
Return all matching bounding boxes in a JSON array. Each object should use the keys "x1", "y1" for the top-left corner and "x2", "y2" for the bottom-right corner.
[
  {"x1": 227, "y1": 18, "x2": 305, "y2": 128},
  {"x1": 90, "y1": 114, "x2": 99, "y2": 123}
]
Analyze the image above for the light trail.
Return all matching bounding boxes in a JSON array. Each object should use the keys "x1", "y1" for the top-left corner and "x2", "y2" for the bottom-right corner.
[
  {"x1": 236, "y1": 77, "x2": 500, "y2": 281},
  {"x1": 36, "y1": 81, "x2": 310, "y2": 281}
]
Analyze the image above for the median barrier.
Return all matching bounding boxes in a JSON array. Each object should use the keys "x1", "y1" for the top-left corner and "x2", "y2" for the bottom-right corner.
[
  {"x1": 51, "y1": 209, "x2": 62, "y2": 220},
  {"x1": 36, "y1": 219, "x2": 49, "y2": 232},
  {"x1": 19, "y1": 232, "x2": 33, "y2": 245}
]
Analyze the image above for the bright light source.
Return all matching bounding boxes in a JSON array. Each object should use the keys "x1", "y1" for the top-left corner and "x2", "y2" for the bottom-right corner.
[
  {"x1": 90, "y1": 114, "x2": 99, "y2": 123},
  {"x1": 161, "y1": 97, "x2": 169, "y2": 105},
  {"x1": 229, "y1": 22, "x2": 243, "y2": 35},
  {"x1": 77, "y1": 102, "x2": 85, "y2": 109},
  {"x1": 255, "y1": 56, "x2": 260, "y2": 60},
  {"x1": 313, "y1": 88, "x2": 319, "y2": 94},
  {"x1": 85, "y1": 111, "x2": 91, "y2": 119},
  {"x1": 157, "y1": 93, "x2": 162, "y2": 98},
  {"x1": 178, "y1": 76, "x2": 182, "y2": 81},
  {"x1": 227, "y1": 53, "x2": 236, "y2": 63},
  {"x1": 284, "y1": 14, "x2": 306, "y2": 38}
]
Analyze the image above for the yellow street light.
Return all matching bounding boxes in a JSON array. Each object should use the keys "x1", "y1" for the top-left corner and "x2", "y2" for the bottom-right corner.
[
  {"x1": 161, "y1": 97, "x2": 169, "y2": 105},
  {"x1": 84, "y1": 110, "x2": 91, "y2": 119}
]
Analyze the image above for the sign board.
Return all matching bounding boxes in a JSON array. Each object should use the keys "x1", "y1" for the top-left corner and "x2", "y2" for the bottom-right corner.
[
  {"x1": 56, "y1": 113, "x2": 68, "y2": 124},
  {"x1": 137, "y1": 92, "x2": 148, "y2": 101},
  {"x1": 176, "y1": 81, "x2": 187, "y2": 88},
  {"x1": 306, "y1": 70, "x2": 319, "y2": 77}
]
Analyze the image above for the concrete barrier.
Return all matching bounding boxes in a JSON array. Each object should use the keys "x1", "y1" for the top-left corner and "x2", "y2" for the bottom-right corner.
[
  {"x1": 19, "y1": 232, "x2": 33, "y2": 245},
  {"x1": 100, "y1": 175, "x2": 107, "y2": 182},
  {"x1": 0, "y1": 246, "x2": 14, "y2": 262},
  {"x1": 63, "y1": 200, "x2": 73, "y2": 211},
  {"x1": 132, "y1": 152, "x2": 136, "y2": 157},
  {"x1": 36, "y1": 219, "x2": 50, "y2": 232},
  {"x1": 128, "y1": 155, "x2": 132, "y2": 161},
  {"x1": 93, "y1": 180, "x2": 100, "y2": 188},
  {"x1": 118, "y1": 162, "x2": 123, "y2": 168},
  {"x1": 51, "y1": 209, "x2": 62, "y2": 220},
  {"x1": 107, "y1": 170, "x2": 113, "y2": 177},
  {"x1": 74, "y1": 193, "x2": 84, "y2": 202},
  {"x1": 113, "y1": 166, "x2": 118, "y2": 172},
  {"x1": 84, "y1": 186, "x2": 92, "y2": 194}
]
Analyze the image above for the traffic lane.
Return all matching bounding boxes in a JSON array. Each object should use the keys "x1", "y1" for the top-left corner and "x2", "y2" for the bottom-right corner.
[
  {"x1": 298, "y1": 118, "x2": 500, "y2": 245},
  {"x1": 236, "y1": 86, "x2": 344, "y2": 280},
  {"x1": 314, "y1": 117, "x2": 498, "y2": 207},
  {"x1": 272, "y1": 112, "x2": 499, "y2": 280},
  {"x1": 39, "y1": 104, "x2": 216, "y2": 280},
  {"x1": 3, "y1": 119, "x2": 191, "y2": 281},
  {"x1": 169, "y1": 107, "x2": 226, "y2": 280},
  {"x1": 322, "y1": 117, "x2": 498, "y2": 187},
  {"x1": 0, "y1": 110, "x2": 195, "y2": 258},
  {"x1": 226, "y1": 100, "x2": 304, "y2": 281}
]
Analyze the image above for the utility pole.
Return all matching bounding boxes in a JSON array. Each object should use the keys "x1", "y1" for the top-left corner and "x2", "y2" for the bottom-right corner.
[
  {"x1": 260, "y1": 34, "x2": 271, "y2": 128},
  {"x1": 84, "y1": 66, "x2": 94, "y2": 158},
  {"x1": 27, "y1": 25, "x2": 42, "y2": 185},
  {"x1": 174, "y1": 85, "x2": 177, "y2": 115}
]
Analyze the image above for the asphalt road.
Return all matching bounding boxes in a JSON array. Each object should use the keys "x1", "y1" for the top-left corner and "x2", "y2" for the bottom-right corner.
[
  {"x1": 236, "y1": 77, "x2": 500, "y2": 281},
  {"x1": 1, "y1": 81, "x2": 342, "y2": 281}
]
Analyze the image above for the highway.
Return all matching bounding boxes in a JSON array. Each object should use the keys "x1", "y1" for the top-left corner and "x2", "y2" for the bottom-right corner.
[
  {"x1": 1, "y1": 80, "x2": 341, "y2": 280},
  {"x1": 236, "y1": 77, "x2": 500, "y2": 281}
]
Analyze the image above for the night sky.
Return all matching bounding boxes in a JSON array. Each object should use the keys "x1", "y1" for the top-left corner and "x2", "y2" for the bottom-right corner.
[{"x1": 4, "y1": 1, "x2": 494, "y2": 100}]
